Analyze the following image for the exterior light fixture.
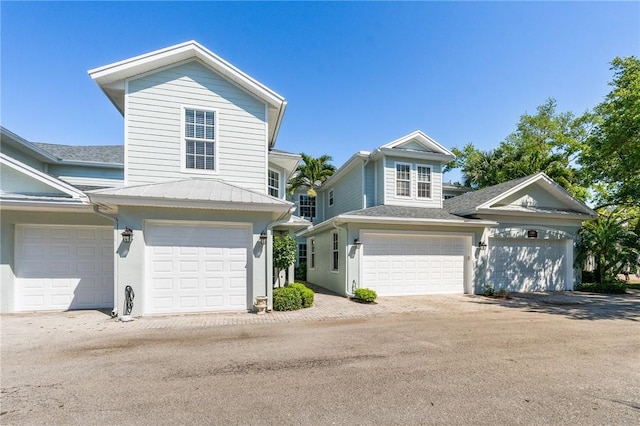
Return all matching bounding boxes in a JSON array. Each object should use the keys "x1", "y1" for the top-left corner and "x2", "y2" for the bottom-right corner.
[
  {"x1": 527, "y1": 230, "x2": 538, "y2": 239},
  {"x1": 354, "y1": 238, "x2": 362, "y2": 247},
  {"x1": 259, "y1": 230, "x2": 268, "y2": 243},
  {"x1": 121, "y1": 227, "x2": 133, "y2": 244},
  {"x1": 478, "y1": 241, "x2": 487, "y2": 250}
]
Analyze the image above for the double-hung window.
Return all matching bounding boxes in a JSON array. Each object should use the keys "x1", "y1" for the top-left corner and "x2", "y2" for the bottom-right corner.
[
  {"x1": 268, "y1": 169, "x2": 280, "y2": 197},
  {"x1": 331, "y1": 232, "x2": 339, "y2": 272},
  {"x1": 298, "y1": 243, "x2": 307, "y2": 265},
  {"x1": 184, "y1": 108, "x2": 216, "y2": 171},
  {"x1": 310, "y1": 239, "x2": 316, "y2": 269},
  {"x1": 417, "y1": 166, "x2": 432, "y2": 198},
  {"x1": 328, "y1": 189, "x2": 334, "y2": 207},
  {"x1": 299, "y1": 195, "x2": 316, "y2": 219},
  {"x1": 396, "y1": 164, "x2": 411, "y2": 197}
]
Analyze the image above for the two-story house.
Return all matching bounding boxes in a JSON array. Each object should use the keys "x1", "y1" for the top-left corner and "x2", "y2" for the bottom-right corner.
[
  {"x1": 0, "y1": 41, "x2": 304, "y2": 316},
  {"x1": 300, "y1": 131, "x2": 596, "y2": 297}
]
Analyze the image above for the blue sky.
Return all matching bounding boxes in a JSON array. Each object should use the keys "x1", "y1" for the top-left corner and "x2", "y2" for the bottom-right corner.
[{"x1": 1, "y1": 1, "x2": 638, "y2": 182}]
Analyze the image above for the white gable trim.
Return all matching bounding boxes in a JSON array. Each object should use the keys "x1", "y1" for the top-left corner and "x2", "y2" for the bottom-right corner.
[
  {"x1": 381, "y1": 130, "x2": 455, "y2": 157},
  {"x1": 475, "y1": 173, "x2": 596, "y2": 217},
  {"x1": 0, "y1": 153, "x2": 87, "y2": 200}
]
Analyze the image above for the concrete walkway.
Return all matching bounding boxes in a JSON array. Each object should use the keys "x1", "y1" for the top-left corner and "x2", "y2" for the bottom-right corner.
[{"x1": 2, "y1": 286, "x2": 638, "y2": 336}]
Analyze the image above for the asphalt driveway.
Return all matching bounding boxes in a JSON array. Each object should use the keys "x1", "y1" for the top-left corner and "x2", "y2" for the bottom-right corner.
[{"x1": 2, "y1": 291, "x2": 639, "y2": 425}]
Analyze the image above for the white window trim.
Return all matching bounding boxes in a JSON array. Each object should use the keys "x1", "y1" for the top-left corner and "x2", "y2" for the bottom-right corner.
[
  {"x1": 330, "y1": 231, "x2": 339, "y2": 273},
  {"x1": 416, "y1": 164, "x2": 433, "y2": 200},
  {"x1": 299, "y1": 194, "x2": 316, "y2": 219},
  {"x1": 268, "y1": 168, "x2": 280, "y2": 198},
  {"x1": 309, "y1": 238, "x2": 316, "y2": 270},
  {"x1": 180, "y1": 105, "x2": 219, "y2": 175},
  {"x1": 395, "y1": 162, "x2": 412, "y2": 198},
  {"x1": 328, "y1": 189, "x2": 334, "y2": 207}
]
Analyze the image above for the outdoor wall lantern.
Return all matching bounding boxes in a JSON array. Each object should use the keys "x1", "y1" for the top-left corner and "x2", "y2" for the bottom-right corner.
[
  {"x1": 478, "y1": 241, "x2": 487, "y2": 250},
  {"x1": 259, "y1": 230, "x2": 268, "y2": 243},
  {"x1": 121, "y1": 227, "x2": 133, "y2": 244},
  {"x1": 353, "y1": 238, "x2": 362, "y2": 247},
  {"x1": 527, "y1": 230, "x2": 538, "y2": 239}
]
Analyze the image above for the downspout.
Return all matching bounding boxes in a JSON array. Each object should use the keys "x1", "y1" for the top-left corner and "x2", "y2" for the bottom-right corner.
[
  {"x1": 92, "y1": 205, "x2": 119, "y2": 317},
  {"x1": 265, "y1": 206, "x2": 297, "y2": 310}
]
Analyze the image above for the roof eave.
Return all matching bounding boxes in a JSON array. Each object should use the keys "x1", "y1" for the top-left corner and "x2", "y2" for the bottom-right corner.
[{"x1": 475, "y1": 208, "x2": 596, "y2": 220}]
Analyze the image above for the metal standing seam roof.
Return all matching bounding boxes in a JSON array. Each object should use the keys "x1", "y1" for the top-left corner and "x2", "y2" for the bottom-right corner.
[
  {"x1": 31, "y1": 143, "x2": 124, "y2": 164},
  {"x1": 87, "y1": 178, "x2": 293, "y2": 206}
]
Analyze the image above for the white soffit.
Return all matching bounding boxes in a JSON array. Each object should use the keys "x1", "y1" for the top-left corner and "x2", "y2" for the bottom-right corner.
[{"x1": 381, "y1": 130, "x2": 455, "y2": 157}]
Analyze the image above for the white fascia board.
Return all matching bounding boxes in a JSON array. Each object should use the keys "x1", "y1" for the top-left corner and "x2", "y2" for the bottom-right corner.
[
  {"x1": 320, "y1": 151, "x2": 370, "y2": 189},
  {"x1": 476, "y1": 173, "x2": 596, "y2": 217},
  {"x1": 58, "y1": 159, "x2": 124, "y2": 169},
  {"x1": 58, "y1": 176, "x2": 124, "y2": 188},
  {"x1": 0, "y1": 199, "x2": 94, "y2": 212},
  {"x1": 1, "y1": 126, "x2": 59, "y2": 163},
  {"x1": 0, "y1": 153, "x2": 87, "y2": 200},
  {"x1": 371, "y1": 148, "x2": 454, "y2": 163},
  {"x1": 269, "y1": 149, "x2": 301, "y2": 177},
  {"x1": 381, "y1": 130, "x2": 455, "y2": 157},
  {"x1": 87, "y1": 193, "x2": 294, "y2": 213},
  {"x1": 475, "y1": 208, "x2": 596, "y2": 220}
]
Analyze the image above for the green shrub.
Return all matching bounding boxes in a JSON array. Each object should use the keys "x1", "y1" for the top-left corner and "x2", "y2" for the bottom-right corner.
[
  {"x1": 575, "y1": 282, "x2": 627, "y2": 294},
  {"x1": 288, "y1": 282, "x2": 314, "y2": 308},
  {"x1": 295, "y1": 262, "x2": 307, "y2": 281},
  {"x1": 273, "y1": 287, "x2": 302, "y2": 311},
  {"x1": 482, "y1": 284, "x2": 495, "y2": 297},
  {"x1": 353, "y1": 288, "x2": 377, "y2": 303},
  {"x1": 495, "y1": 288, "x2": 509, "y2": 299}
]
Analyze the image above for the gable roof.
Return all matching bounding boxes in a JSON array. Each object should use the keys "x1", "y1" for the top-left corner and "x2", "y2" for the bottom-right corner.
[
  {"x1": 444, "y1": 173, "x2": 596, "y2": 219},
  {"x1": 88, "y1": 40, "x2": 287, "y2": 147},
  {"x1": 1, "y1": 126, "x2": 58, "y2": 163},
  {"x1": 87, "y1": 178, "x2": 294, "y2": 212},
  {"x1": 32, "y1": 143, "x2": 124, "y2": 164}
]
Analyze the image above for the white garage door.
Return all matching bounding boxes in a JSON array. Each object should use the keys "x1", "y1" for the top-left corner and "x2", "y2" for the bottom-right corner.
[
  {"x1": 146, "y1": 222, "x2": 249, "y2": 314},
  {"x1": 15, "y1": 225, "x2": 114, "y2": 311},
  {"x1": 488, "y1": 238, "x2": 568, "y2": 292},
  {"x1": 362, "y1": 232, "x2": 468, "y2": 296}
]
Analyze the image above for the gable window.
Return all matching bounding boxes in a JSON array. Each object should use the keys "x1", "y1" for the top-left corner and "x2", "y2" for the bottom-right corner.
[
  {"x1": 299, "y1": 195, "x2": 316, "y2": 219},
  {"x1": 396, "y1": 164, "x2": 411, "y2": 197},
  {"x1": 329, "y1": 189, "x2": 334, "y2": 207},
  {"x1": 184, "y1": 108, "x2": 216, "y2": 171},
  {"x1": 298, "y1": 243, "x2": 307, "y2": 265},
  {"x1": 268, "y1": 169, "x2": 280, "y2": 197},
  {"x1": 331, "y1": 231, "x2": 339, "y2": 272},
  {"x1": 417, "y1": 166, "x2": 432, "y2": 198},
  {"x1": 310, "y1": 239, "x2": 316, "y2": 269}
]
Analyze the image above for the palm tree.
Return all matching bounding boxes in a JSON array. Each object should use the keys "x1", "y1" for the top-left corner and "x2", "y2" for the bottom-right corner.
[{"x1": 288, "y1": 153, "x2": 336, "y2": 197}]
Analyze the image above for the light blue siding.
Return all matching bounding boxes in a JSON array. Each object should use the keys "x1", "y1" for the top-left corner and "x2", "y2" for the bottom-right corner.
[
  {"x1": 48, "y1": 164, "x2": 123, "y2": 180},
  {"x1": 364, "y1": 161, "x2": 376, "y2": 208},
  {"x1": 383, "y1": 156, "x2": 443, "y2": 208},
  {"x1": 126, "y1": 60, "x2": 268, "y2": 191},
  {"x1": 323, "y1": 163, "x2": 364, "y2": 219},
  {"x1": 0, "y1": 144, "x2": 45, "y2": 172}
]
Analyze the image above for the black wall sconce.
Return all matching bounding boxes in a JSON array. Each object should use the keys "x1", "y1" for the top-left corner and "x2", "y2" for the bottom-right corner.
[
  {"x1": 121, "y1": 227, "x2": 133, "y2": 244},
  {"x1": 353, "y1": 238, "x2": 362, "y2": 247},
  {"x1": 527, "y1": 230, "x2": 538, "y2": 238},
  {"x1": 259, "y1": 230, "x2": 268, "y2": 243},
  {"x1": 478, "y1": 241, "x2": 487, "y2": 250}
]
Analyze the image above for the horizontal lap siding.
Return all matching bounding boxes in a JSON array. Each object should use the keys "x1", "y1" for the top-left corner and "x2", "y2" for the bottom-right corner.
[
  {"x1": 126, "y1": 61, "x2": 267, "y2": 191},
  {"x1": 384, "y1": 156, "x2": 442, "y2": 208},
  {"x1": 364, "y1": 162, "x2": 376, "y2": 208},
  {"x1": 325, "y1": 165, "x2": 364, "y2": 219}
]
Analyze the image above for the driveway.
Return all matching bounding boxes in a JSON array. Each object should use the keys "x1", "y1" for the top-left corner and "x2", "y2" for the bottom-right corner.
[{"x1": 2, "y1": 291, "x2": 639, "y2": 425}]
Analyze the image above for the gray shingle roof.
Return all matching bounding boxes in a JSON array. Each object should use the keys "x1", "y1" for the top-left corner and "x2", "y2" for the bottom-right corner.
[
  {"x1": 443, "y1": 175, "x2": 533, "y2": 215},
  {"x1": 342, "y1": 204, "x2": 481, "y2": 222},
  {"x1": 32, "y1": 143, "x2": 124, "y2": 164}
]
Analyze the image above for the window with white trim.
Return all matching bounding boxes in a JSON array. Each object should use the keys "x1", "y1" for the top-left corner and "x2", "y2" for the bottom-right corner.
[
  {"x1": 298, "y1": 243, "x2": 307, "y2": 265},
  {"x1": 299, "y1": 195, "x2": 316, "y2": 219},
  {"x1": 268, "y1": 169, "x2": 280, "y2": 197},
  {"x1": 396, "y1": 163, "x2": 411, "y2": 197},
  {"x1": 184, "y1": 108, "x2": 216, "y2": 171},
  {"x1": 417, "y1": 166, "x2": 432, "y2": 198},
  {"x1": 328, "y1": 189, "x2": 334, "y2": 207},
  {"x1": 310, "y1": 238, "x2": 316, "y2": 269},
  {"x1": 331, "y1": 231, "x2": 339, "y2": 272}
]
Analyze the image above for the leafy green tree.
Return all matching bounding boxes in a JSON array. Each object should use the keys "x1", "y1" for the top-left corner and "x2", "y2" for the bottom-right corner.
[
  {"x1": 273, "y1": 234, "x2": 297, "y2": 287},
  {"x1": 446, "y1": 99, "x2": 590, "y2": 199},
  {"x1": 288, "y1": 153, "x2": 336, "y2": 197},
  {"x1": 579, "y1": 56, "x2": 640, "y2": 208},
  {"x1": 576, "y1": 208, "x2": 640, "y2": 283}
]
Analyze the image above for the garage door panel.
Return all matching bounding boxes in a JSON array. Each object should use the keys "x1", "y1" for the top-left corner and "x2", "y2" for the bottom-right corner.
[
  {"x1": 16, "y1": 225, "x2": 113, "y2": 311},
  {"x1": 363, "y1": 233, "x2": 467, "y2": 296},
  {"x1": 146, "y1": 223, "x2": 249, "y2": 314}
]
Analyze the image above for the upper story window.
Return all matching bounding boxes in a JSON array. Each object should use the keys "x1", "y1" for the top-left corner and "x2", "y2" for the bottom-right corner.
[
  {"x1": 268, "y1": 169, "x2": 280, "y2": 198},
  {"x1": 331, "y1": 231, "x2": 339, "y2": 272},
  {"x1": 184, "y1": 108, "x2": 216, "y2": 171},
  {"x1": 396, "y1": 163, "x2": 411, "y2": 197},
  {"x1": 299, "y1": 195, "x2": 316, "y2": 219},
  {"x1": 328, "y1": 189, "x2": 334, "y2": 207},
  {"x1": 417, "y1": 166, "x2": 432, "y2": 198}
]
